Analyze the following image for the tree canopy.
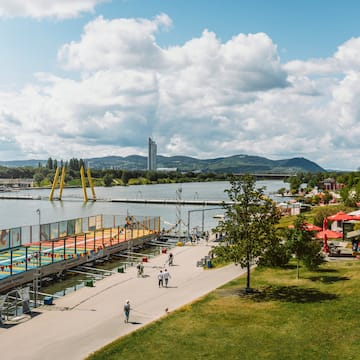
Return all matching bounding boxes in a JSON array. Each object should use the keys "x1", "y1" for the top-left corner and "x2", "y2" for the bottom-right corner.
[
  {"x1": 214, "y1": 175, "x2": 281, "y2": 291},
  {"x1": 285, "y1": 214, "x2": 324, "y2": 278}
]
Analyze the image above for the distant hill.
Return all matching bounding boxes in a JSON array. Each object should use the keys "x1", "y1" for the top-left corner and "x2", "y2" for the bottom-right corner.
[{"x1": 0, "y1": 154, "x2": 325, "y2": 173}]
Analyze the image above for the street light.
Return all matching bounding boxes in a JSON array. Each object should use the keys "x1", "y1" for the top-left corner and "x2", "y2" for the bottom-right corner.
[
  {"x1": 36, "y1": 208, "x2": 41, "y2": 234},
  {"x1": 34, "y1": 209, "x2": 41, "y2": 308},
  {"x1": 36, "y1": 209, "x2": 41, "y2": 264}
]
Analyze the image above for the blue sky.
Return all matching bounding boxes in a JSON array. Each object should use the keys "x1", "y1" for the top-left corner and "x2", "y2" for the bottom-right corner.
[{"x1": 0, "y1": 0, "x2": 360, "y2": 170}]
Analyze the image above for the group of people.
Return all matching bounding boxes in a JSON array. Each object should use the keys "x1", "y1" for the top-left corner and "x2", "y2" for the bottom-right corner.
[
  {"x1": 157, "y1": 268, "x2": 171, "y2": 288},
  {"x1": 123, "y1": 252, "x2": 175, "y2": 323}
]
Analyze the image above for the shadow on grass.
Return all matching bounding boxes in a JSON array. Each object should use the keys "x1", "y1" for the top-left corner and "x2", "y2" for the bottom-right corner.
[
  {"x1": 239, "y1": 285, "x2": 338, "y2": 303},
  {"x1": 315, "y1": 268, "x2": 338, "y2": 273},
  {"x1": 307, "y1": 275, "x2": 350, "y2": 284}
]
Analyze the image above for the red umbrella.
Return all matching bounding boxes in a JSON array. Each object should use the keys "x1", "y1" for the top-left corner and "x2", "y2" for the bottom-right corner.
[
  {"x1": 288, "y1": 222, "x2": 322, "y2": 231},
  {"x1": 315, "y1": 229, "x2": 343, "y2": 239},
  {"x1": 304, "y1": 223, "x2": 322, "y2": 231},
  {"x1": 327, "y1": 212, "x2": 354, "y2": 221}
]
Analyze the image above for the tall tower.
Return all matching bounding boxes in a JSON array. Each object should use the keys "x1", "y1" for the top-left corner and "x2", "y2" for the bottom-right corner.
[{"x1": 147, "y1": 137, "x2": 157, "y2": 170}]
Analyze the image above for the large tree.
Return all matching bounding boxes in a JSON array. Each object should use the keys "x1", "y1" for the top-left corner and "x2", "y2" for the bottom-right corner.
[{"x1": 214, "y1": 175, "x2": 281, "y2": 291}]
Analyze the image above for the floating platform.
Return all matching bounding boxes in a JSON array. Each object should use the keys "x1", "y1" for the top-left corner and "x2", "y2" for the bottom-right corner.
[{"x1": 0, "y1": 214, "x2": 161, "y2": 293}]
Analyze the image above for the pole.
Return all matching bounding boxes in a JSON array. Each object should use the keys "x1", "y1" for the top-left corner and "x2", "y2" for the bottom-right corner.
[
  {"x1": 187, "y1": 211, "x2": 191, "y2": 240},
  {"x1": 34, "y1": 208, "x2": 41, "y2": 308},
  {"x1": 187, "y1": 207, "x2": 223, "y2": 240},
  {"x1": 202, "y1": 207, "x2": 205, "y2": 233}
]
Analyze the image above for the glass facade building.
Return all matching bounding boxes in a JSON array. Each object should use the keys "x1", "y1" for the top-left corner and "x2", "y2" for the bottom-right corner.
[{"x1": 148, "y1": 137, "x2": 157, "y2": 170}]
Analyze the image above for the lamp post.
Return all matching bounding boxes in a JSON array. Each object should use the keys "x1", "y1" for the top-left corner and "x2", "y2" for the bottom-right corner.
[
  {"x1": 34, "y1": 209, "x2": 41, "y2": 308},
  {"x1": 36, "y1": 208, "x2": 41, "y2": 267},
  {"x1": 36, "y1": 208, "x2": 41, "y2": 235}
]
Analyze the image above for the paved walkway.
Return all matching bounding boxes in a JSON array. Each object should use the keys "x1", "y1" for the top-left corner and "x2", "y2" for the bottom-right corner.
[{"x1": 0, "y1": 240, "x2": 244, "y2": 360}]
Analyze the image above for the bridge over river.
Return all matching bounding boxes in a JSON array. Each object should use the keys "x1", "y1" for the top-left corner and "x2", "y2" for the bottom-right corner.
[{"x1": 236, "y1": 173, "x2": 295, "y2": 180}]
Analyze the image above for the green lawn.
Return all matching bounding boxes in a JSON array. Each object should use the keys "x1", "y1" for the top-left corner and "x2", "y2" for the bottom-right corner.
[{"x1": 86, "y1": 260, "x2": 360, "y2": 360}]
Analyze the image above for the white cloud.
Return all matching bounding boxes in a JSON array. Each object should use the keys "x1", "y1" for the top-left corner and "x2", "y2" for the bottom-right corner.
[
  {"x1": 3, "y1": 13, "x2": 360, "y2": 170},
  {"x1": 58, "y1": 14, "x2": 172, "y2": 70},
  {"x1": 0, "y1": 0, "x2": 107, "y2": 19}
]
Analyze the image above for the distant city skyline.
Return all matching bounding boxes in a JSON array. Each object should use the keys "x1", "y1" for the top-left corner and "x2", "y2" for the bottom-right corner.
[{"x1": 1, "y1": 1, "x2": 360, "y2": 170}]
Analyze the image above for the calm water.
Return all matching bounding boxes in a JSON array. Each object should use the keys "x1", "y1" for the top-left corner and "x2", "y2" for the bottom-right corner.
[{"x1": 0, "y1": 180, "x2": 288, "y2": 231}]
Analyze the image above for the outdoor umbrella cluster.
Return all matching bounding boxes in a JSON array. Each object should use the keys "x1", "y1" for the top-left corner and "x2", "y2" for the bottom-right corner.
[{"x1": 289, "y1": 211, "x2": 360, "y2": 254}]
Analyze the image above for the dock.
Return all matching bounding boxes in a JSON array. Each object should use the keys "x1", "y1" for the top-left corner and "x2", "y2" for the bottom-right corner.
[
  {"x1": 0, "y1": 195, "x2": 230, "y2": 205},
  {"x1": 0, "y1": 213, "x2": 161, "y2": 293},
  {"x1": 110, "y1": 198, "x2": 229, "y2": 205}
]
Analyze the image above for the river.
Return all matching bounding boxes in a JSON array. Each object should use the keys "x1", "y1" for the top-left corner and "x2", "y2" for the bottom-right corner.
[{"x1": 0, "y1": 180, "x2": 289, "y2": 231}]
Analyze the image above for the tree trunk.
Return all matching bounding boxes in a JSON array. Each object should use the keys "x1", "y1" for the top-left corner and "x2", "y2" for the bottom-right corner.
[
  {"x1": 297, "y1": 258, "x2": 300, "y2": 279},
  {"x1": 246, "y1": 261, "x2": 251, "y2": 292}
]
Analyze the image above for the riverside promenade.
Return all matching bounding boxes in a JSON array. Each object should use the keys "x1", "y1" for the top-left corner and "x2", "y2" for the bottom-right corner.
[{"x1": 0, "y1": 239, "x2": 244, "y2": 360}]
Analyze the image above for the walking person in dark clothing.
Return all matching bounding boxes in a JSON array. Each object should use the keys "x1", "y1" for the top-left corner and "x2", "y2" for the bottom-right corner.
[
  {"x1": 168, "y1": 252, "x2": 174, "y2": 266},
  {"x1": 123, "y1": 300, "x2": 131, "y2": 323}
]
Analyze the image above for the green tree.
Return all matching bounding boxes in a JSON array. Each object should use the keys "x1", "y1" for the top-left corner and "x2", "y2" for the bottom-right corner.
[
  {"x1": 46, "y1": 157, "x2": 53, "y2": 170},
  {"x1": 213, "y1": 175, "x2": 281, "y2": 291},
  {"x1": 33, "y1": 172, "x2": 45, "y2": 186},
  {"x1": 340, "y1": 185, "x2": 356, "y2": 207},
  {"x1": 103, "y1": 173, "x2": 113, "y2": 187},
  {"x1": 285, "y1": 215, "x2": 324, "y2": 279},
  {"x1": 121, "y1": 171, "x2": 132, "y2": 185},
  {"x1": 259, "y1": 229, "x2": 291, "y2": 268},
  {"x1": 323, "y1": 190, "x2": 332, "y2": 204}
]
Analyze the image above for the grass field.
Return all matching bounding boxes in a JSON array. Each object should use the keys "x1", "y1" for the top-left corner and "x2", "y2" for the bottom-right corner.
[{"x1": 86, "y1": 259, "x2": 360, "y2": 360}]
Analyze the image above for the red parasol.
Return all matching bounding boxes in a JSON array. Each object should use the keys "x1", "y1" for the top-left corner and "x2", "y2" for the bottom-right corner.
[
  {"x1": 327, "y1": 212, "x2": 354, "y2": 222},
  {"x1": 288, "y1": 222, "x2": 322, "y2": 231},
  {"x1": 315, "y1": 229, "x2": 343, "y2": 239}
]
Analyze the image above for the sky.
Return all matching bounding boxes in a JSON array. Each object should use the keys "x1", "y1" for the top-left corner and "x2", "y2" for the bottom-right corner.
[{"x1": 0, "y1": 1, "x2": 360, "y2": 170}]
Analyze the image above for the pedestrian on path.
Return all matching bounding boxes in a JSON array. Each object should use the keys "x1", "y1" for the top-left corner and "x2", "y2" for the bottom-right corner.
[
  {"x1": 137, "y1": 262, "x2": 144, "y2": 277},
  {"x1": 163, "y1": 269, "x2": 171, "y2": 287},
  {"x1": 124, "y1": 300, "x2": 131, "y2": 323},
  {"x1": 168, "y1": 252, "x2": 174, "y2": 266},
  {"x1": 158, "y1": 270, "x2": 164, "y2": 287}
]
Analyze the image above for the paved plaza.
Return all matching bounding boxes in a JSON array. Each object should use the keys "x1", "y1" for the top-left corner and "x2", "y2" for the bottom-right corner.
[{"x1": 0, "y1": 240, "x2": 244, "y2": 360}]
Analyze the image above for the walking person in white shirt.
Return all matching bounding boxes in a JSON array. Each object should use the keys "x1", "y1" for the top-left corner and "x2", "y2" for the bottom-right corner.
[
  {"x1": 163, "y1": 269, "x2": 171, "y2": 287},
  {"x1": 157, "y1": 270, "x2": 164, "y2": 287}
]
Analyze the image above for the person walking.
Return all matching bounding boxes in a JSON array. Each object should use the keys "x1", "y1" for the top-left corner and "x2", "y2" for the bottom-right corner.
[
  {"x1": 168, "y1": 252, "x2": 174, "y2": 266},
  {"x1": 123, "y1": 300, "x2": 131, "y2": 323},
  {"x1": 137, "y1": 262, "x2": 144, "y2": 277},
  {"x1": 163, "y1": 269, "x2": 171, "y2": 287},
  {"x1": 157, "y1": 270, "x2": 164, "y2": 287}
]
